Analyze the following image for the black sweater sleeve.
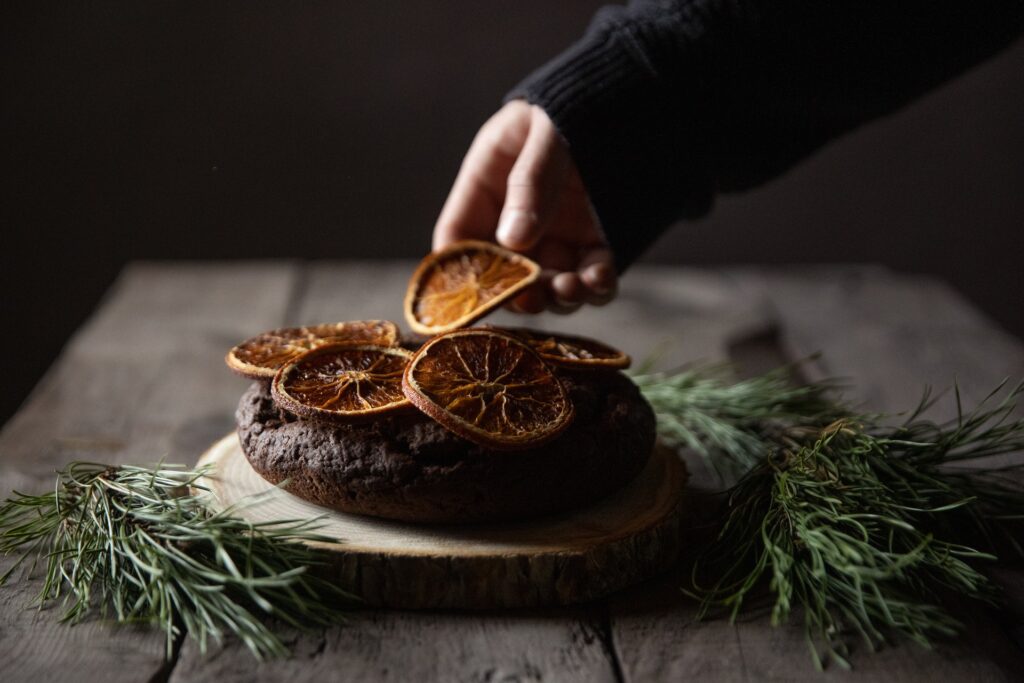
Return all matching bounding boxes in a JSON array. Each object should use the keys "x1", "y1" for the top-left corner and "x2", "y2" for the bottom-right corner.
[{"x1": 507, "y1": 1, "x2": 1024, "y2": 271}]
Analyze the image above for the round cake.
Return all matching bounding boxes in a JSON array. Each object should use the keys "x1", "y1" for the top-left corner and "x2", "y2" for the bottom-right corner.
[{"x1": 236, "y1": 369, "x2": 656, "y2": 523}]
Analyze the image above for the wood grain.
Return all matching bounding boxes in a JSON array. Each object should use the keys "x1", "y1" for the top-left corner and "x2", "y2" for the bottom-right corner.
[
  {"x1": 0, "y1": 262, "x2": 299, "y2": 682},
  {"x1": 171, "y1": 608, "x2": 620, "y2": 683},
  {"x1": 198, "y1": 433, "x2": 686, "y2": 609},
  {"x1": 731, "y1": 266, "x2": 1024, "y2": 416}
]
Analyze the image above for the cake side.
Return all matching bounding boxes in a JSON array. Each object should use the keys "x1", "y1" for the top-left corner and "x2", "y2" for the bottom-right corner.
[{"x1": 236, "y1": 370, "x2": 655, "y2": 523}]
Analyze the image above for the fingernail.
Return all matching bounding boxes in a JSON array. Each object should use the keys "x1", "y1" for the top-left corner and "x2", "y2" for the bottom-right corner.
[
  {"x1": 496, "y1": 209, "x2": 536, "y2": 248},
  {"x1": 582, "y1": 263, "x2": 613, "y2": 294}
]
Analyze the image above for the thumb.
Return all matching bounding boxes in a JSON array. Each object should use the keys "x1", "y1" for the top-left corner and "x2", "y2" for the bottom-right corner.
[{"x1": 495, "y1": 106, "x2": 569, "y2": 252}]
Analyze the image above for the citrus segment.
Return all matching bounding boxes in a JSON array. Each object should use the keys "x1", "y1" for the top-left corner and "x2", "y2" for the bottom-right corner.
[
  {"x1": 404, "y1": 240, "x2": 540, "y2": 335},
  {"x1": 402, "y1": 329, "x2": 573, "y2": 450},
  {"x1": 502, "y1": 327, "x2": 631, "y2": 369},
  {"x1": 271, "y1": 344, "x2": 413, "y2": 422},
  {"x1": 226, "y1": 320, "x2": 399, "y2": 379}
]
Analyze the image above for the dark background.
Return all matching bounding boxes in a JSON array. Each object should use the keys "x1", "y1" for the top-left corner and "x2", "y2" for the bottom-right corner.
[{"x1": 3, "y1": 2, "x2": 1023, "y2": 426}]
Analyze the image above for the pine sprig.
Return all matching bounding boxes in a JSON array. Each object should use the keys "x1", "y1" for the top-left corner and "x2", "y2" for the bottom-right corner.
[
  {"x1": 683, "y1": 382, "x2": 1024, "y2": 670},
  {"x1": 0, "y1": 462, "x2": 355, "y2": 660},
  {"x1": 632, "y1": 362, "x2": 844, "y2": 482}
]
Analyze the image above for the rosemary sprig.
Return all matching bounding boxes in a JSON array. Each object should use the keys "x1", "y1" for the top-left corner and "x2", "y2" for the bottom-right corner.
[
  {"x1": 0, "y1": 462, "x2": 354, "y2": 660},
  {"x1": 686, "y1": 382, "x2": 1024, "y2": 670},
  {"x1": 632, "y1": 362, "x2": 843, "y2": 482}
]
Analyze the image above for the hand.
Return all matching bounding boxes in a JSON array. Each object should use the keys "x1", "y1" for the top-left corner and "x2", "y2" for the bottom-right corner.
[{"x1": 433, "y1": 101, "x2": 617, "y2": 314}]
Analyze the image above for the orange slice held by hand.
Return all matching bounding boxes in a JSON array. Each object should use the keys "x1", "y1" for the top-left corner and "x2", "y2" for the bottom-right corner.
[
  {"x1": 402, "y1": 329, "x2": 574, "y2": 450},
  {"x1": 404, "y1": 240, "x2": 541, "y2": 336},
  {"x1": 501, "y1": 327, "x2": 631, "y2": 369},
  {"x1": 226, "y1": 320, "x2": 399, "y2": 379},
  {"x1": 271, "y1": 343, "x2": 413, "y2": 422}
]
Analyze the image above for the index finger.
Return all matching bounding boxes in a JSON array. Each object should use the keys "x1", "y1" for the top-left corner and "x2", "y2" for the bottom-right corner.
[{"x1": 433, "y1": 103, "x2": 532, "y2": 251}]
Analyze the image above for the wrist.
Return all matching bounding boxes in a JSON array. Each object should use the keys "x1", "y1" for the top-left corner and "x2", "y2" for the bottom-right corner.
[{"x1": 505, "y1": 22, "x2": 712, "y2": 272}]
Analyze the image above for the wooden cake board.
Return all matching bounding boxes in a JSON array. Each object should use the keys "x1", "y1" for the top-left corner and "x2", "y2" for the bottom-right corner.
[{"x1": 197, "y1": 434, "x2": 688, "y2": 609}]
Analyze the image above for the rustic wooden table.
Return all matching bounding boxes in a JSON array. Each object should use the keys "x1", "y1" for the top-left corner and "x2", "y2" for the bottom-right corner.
[{"x1": 2, "y1": 262, "x2": 1023, "y2": 682}]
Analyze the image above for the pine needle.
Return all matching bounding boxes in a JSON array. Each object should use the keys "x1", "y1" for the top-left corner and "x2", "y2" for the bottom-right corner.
[
  {"x1": 669, "y1": 374, "x2": 1024, "y2": 669},
  {"x1": 632, "y1": 361, "x2": 844, "y2": 483},
  {"x1": 0, "y1": 462, "x2": 355, "y2": 660}
]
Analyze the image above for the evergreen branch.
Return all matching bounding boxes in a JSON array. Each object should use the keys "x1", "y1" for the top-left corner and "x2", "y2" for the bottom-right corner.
[
  {"x1": 632, "y1": 361, "x2": 844, "y2": 483},
  {"x1": 0, "y1": 462, "x2": 355, "y2": 660},
  {"x1": 684, "y1": 382, "x2": 1024, "y2": 670}
]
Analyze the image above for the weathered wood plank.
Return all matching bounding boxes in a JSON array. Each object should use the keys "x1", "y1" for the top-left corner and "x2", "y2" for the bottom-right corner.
[
  {"x1": 0, "y1": 557, "x2": 173, "y2": 683},
  {"x1": 731, "y1": 266, "x2": 1024, "y2": 417},
  {"x1": 1, "y1": 261, "x2": 299, "y2": 486},
  {"x1": 171, "y1": 609, "x2": 619, "y2": 683},
  {"x1": 0, "y1": 261, "x2": 299, "y2": 682},
  {"x1": 611, "y1": 570, "x2": 1014, "y2": 682},
  {"x1": 609, "y1": 265, "x2": 1024, "y2": 681}
]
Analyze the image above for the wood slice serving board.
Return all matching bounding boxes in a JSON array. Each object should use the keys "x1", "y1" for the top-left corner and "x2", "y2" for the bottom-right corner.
[{"x1": 197, "y1": 433, "x2": 688, "y2": 609}]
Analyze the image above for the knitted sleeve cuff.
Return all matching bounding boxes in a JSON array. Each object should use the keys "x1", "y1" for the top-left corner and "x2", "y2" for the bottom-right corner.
[{"x1": 506, "y1": 16, "x2": 713, "y2": 271}]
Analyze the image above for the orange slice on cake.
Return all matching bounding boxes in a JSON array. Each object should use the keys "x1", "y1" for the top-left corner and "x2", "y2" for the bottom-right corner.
[
  {"x1": 226, "y1": 320, "x2": 399, "y2": 379},
  {"x1": 271, "y1": 343, "x2": 412, "y2": 422},
  {"x1": 402, "y1": 329, "x2": 573, "y2": 450},
  {"x1": 404, "y1": 240, "x2": 540, "y2": 336},
  {"x1": 500, "y1": 327, "x2": 631, "y2": 369}
]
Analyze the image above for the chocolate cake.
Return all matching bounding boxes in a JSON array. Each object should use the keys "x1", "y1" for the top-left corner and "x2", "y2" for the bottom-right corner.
[{"x1": 236, "y1": 369, "x2": 656, "y2": 523}]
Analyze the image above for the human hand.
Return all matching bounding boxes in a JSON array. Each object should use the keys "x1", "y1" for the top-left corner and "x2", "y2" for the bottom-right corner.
[{"x1": 433, "y1": 101, "x2": 617, "y2": 314}]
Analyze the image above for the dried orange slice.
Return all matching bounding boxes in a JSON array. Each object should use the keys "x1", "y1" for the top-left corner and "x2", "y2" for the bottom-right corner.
[
  {"x1": 501, "y1": 327, "x2": 631, "y2": 369},
  {"x1": 271, "y1": 343, "x2": 412, "y2": 422},
  {"x1": 226, "y1": 320, "x2": 399, "y2": 379},
  {"x1": 402, "y1": 329, "x2": 573, "y2": 450},
  {"x1": 404, "y1": 240, "x2": 540, "y2": 335}
]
